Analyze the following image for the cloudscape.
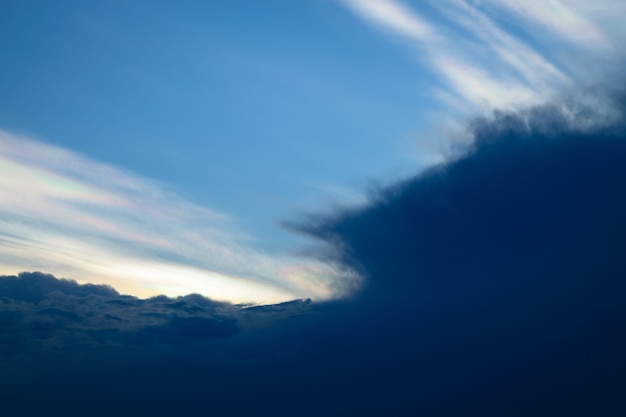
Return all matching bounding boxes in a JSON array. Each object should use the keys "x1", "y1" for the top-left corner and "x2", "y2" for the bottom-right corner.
[
  {"x1": 1, "y1": 1, "x2": 626, "y2": 416},
  {"x1": 3, "y1": 100, "x2": 626, "y2": 415}
]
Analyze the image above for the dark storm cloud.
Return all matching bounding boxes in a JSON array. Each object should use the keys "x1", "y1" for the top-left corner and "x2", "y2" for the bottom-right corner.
[
  {"x1": 292, "y1": 99, "x2": 626, "y2": 415},
  {"x1": 303, "y1": 100, "x2": 626, "y2": 300},
  {"x1": 3, "y1": 99, "x2": 626, "y2": 416}
]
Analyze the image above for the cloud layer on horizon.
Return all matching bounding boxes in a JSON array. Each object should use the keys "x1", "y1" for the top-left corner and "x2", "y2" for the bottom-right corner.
[{"x1": 0, "y1": 271, "x2": 314, "y2": 386}]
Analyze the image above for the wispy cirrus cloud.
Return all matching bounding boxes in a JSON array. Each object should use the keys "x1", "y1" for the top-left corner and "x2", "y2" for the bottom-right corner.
[
  {"x1": 479, "y1": 0, "x2": 613, "y2": 50},
  {"x1": 0, "y1": 130, "x2": 359, "y2": 304},
  {"x1": 342, "y1": 0, "x2": 436, "y2": 42},
  {"x1": 340, "y1": 0, "x2": 622, "y2": 113}
]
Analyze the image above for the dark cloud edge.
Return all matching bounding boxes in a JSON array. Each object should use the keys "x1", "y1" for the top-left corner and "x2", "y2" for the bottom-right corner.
[
  {"x1": 289, "y1": 88, "x2": 626, "y2": 295},
  {"x1": 3, "y1": 88, "x2": 626, "y2": 416}
]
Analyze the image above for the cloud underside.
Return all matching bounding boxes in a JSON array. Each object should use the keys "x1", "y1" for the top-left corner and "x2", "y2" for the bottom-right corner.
[{"x1": 3, "y1": 101, "x2": 626, "y2": 415}]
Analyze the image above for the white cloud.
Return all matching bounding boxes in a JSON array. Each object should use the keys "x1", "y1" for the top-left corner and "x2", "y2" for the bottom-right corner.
[
  {"x1": 342, "y1": 0, "x2": 436, "y2": 42},
  {"x1": 440, "y1": 0, "x2": 568, "y2": 88},
  {"x1": 340, "y1": 0, "x2": 622, "y2": 114},
  {"x1": 433, "y1": 55, "x2": 539, "y2": 109},
  {"x1": 478, "y1": 0, "x2": 612, "y2": 50},
  {"x1": 0, "y1": 130, "x2": 359, "y2": 304}
]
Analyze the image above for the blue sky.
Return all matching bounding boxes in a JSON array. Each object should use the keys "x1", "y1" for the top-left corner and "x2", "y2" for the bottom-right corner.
[
  {"x1": 1, "y1": 0, "x2": 624, "y2": 303},
  {"x1": 1, "y1": 0, "x2": 431, "y2": 216}
]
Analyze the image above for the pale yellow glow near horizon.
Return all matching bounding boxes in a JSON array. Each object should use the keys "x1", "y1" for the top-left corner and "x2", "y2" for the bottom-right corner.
[{"x1": 0, "y1": 131, "x2": 360, "y2": 304}]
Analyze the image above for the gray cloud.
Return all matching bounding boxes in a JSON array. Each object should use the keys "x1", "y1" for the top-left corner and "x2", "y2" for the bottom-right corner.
[{"x1": 0, "y1": 272, "x2": 316, "y2": 383}]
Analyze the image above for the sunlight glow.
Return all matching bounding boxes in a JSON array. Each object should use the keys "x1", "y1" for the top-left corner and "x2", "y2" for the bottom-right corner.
[{"x1": 0, "y1": 131, "x2": 359, "y2": 304}]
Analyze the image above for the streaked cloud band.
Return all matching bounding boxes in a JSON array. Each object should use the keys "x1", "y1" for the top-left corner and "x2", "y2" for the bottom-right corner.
[
  {"x1": 0, "y1": 130, "x2": 359, "y2": 304},
  {"x1": 341, "y1": 0, "x2": 622, "y2": 112}
]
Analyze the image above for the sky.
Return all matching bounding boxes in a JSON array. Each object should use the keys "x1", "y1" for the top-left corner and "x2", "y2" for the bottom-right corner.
[
  {"x1": 1, "y1": 1, "x2": 626, "y2": 415},
  {"x1": 1, "y1": 0, "x2": 625, "y2": 303}
]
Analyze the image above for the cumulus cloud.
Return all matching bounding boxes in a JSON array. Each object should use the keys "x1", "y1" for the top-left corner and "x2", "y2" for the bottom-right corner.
[
  {"x1": 0, "y1": 271, "x2": 315, "y2": 379},
  {"x1": 0, "y1": 272, "x2": 239, "y2": 357},
  {"x1": 0, "y1": 131, "x2": 360, "y2": 304}
]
